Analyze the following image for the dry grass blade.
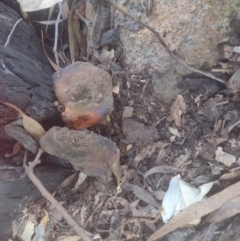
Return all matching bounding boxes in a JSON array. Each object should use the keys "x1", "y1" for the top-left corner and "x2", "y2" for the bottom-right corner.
[
  {"x1": 147, "y1": 181, "x2": 240, "y2": 241},
  {"x1": 68, "y1": 0, "x2": 77, "y2": 63},
  {"x1": 144, "y1": 166, "x2": 183, "y2": 179},
  {"x1": 4, "y1": 102, "x2": 46, "y2": 141},
  {"x1": 41, "y1": 31, "x2": 58, "y2": 71}
]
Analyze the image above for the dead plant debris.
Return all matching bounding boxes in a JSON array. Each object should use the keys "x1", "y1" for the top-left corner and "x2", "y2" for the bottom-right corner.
[{"x1": 4, "y1": 0, "x2": 240, "y2": 241}]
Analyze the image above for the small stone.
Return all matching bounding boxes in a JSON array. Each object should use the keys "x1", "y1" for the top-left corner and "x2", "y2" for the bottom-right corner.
[{"x1": 122, "y1": 119, "x2": 158, "y2": 146}]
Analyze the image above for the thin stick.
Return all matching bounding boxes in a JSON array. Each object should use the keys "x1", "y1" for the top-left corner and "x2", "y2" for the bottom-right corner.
[
  {"x1": 105, "y1": 0, "x2": 227, "y2": 85},
  {"x1": 54, "y1": 1, "x2": 65, "y2": 75},
  {"x1": 24, "y1": 149, "x2": 93, "y2": 241},
  {"x1": 4, "y1": 19, "x2": 22, "y2": 47}
]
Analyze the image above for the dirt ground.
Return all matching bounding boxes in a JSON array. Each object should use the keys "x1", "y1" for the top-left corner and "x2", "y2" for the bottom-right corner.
[{"x1": 3, "y1": 1, "x2": 240, "y2": 241}]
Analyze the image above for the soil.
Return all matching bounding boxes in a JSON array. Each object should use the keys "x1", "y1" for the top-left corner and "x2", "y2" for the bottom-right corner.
[{"x1": 1, "y1": 1, "x2": 240, "y2": 241}]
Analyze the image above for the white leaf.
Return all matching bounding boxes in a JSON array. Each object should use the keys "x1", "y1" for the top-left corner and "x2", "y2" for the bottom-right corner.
[
  {"x1": 17, "y1": 0, "x2": 63, "y2": 11},
  {"x1": 162, "y1": 175, "x2": 217, "y2": 223}
]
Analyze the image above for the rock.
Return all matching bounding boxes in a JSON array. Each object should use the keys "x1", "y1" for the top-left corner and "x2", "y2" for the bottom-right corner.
[
  {"x1": 100, "y1": 28, "x2": 120, "y2": 47},
  {"x1": 114, "y1": 0, "x2": 240, "y2": 102},
  {"x1": 4, "y1": 122, "x2": 38, "y2": 154},
  {"x1": 122, "y1": 119, "x2": 158, "y2": 146},
  {"x1": 53, "y1": 62, "x2": 114, "y2": 129},
  {"x1": 40, "y1": 127, "x2": 118, "y2": 177}
]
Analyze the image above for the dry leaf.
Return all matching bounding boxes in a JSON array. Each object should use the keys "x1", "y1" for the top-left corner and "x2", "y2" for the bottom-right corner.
[
  {"x1": 122, "y1": 106, "x2": 134, "y2": 119},
  {"x1": 113, "y1": 84, "x2": 120, "y2": 94},
  {"x1": 134, "y1": 146, "x2": 152, "y2": 163},
  {"x1": 204, "y1": 195, "x2": 240, "y2": 223},
  {"x1": 174, "y1": 152, "x2": 190, "y2": 168},
  {"x1": 147, "y1": 181, "x2": 240, "y2": 241},
  {"x1": 228, "y1": 68, "x2": 240, "y2": 92},
  {"x1": 99, "y1": 46, "x2": 115, "y2": 69},
  {"x1": 110, "y1": 148, "x2": 121, "y2": 185},
  {"x1": 170, "y1": 94, "x2": 186, "y2": 127},
  {"x1": 60, "y1": 0, "x2": 69, "y2": 19},
  {"x1": 21, "y1": 219, "x2": 35, "y2": 241},
  {"x1": 215, "y1": 147, "x2": 236, "y2": 166},
  {"x1": 4, "y1": 102, "x2": 46, "y2": 141},
  {"x1": 151, "y1": 190, "x2": 165, "y2": 201},
  {"x1": 72, "y1": 172, "x2": 87, "y2": 190},
  {"x1": 169, "y1": 127, "x2": 181, "y2": 137},
  {"x1": 5, "y1": 141, "x2": 22, "y2": 157},
  {"x1": 41, "y1": 31, "x2": 58, "y2": 71},
  {"x1": 17, "y1": 0, "x2": 63, "y2": 11},
  {"x1": 122, "y1": 183, "x2": 160, "y2": 208},
  {"x1": 68, "y1": 0, "x2": 77, "y2": 63},
  {"x1": 56, "y1": 236, "x2": 81, "y2": 241},
  {"x1": 144, "y1": 166, "x2": 183, "y2": 179},
  {"x1": 220, "y1": 171, "x2": 240, "y2": 180},
  {"x1": 85, "y1": 0, "x2": 95, "y2": 58},
  {"x1": 58, "y1": 172, "x2": 79, "y2": 192}
]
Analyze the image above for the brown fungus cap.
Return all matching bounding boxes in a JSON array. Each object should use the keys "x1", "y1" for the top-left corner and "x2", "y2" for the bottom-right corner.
[{"x1": 53, "y1": 62, "x2": 114, "y2": 129}]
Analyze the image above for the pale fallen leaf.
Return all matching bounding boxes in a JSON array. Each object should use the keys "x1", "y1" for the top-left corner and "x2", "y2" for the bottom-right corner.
[
  {"x1": 151, "y1": 190, "x2": 165, "y2": 201},
  {"x1": 147, "y1": 181, "x2": 240, "y2": 241},
  {"x1": 169, "y1": 127, "x2": 181, "y2": 137},
  {"x1": 215, "y1": 147, "x2": 236, "y2": 166},
  {"x1": 37, "y1": 19, "x2": 64, "y2": 25},
  {"x1": 170, "y1": 94, "x2": 186, "y2": 127},
  {"x1": 122, "y1": 106, "x2": 134, "y2": 119},
  {"x1": 162, "y1": 175, "x2": 218, "y2": 223},
  {"x1": 132, "y1": 205, "x2": 159, "y2": 218},
  {"x1": 204, "y1": 195, "x2": 240, "y2": 223},
  {"x1": 72, "y1": 172, "x2": 87, "y2": 190},
  {"x1": 220, "y1": 170, "x2": 240, "y2": 180},
  {"x1": 144, "y1": 166, "x2": 183, "y2": 179},
  {"x1": 56, "y1": 236, "x2": 81, "y2": 241},
  {"x1": 4, "y1": 102, "x2": 46, "y2": 141},
  {"x1": 228, "y1": 68, "x2": 240, "y2": 91},
  {"x1": 21, "y1": 219, "x2": 35, "y2": 241},
  {"x1": 58, "y1": 172, "x2": 78, "y2": 192},
  {"x1": 110, "y1": 148, "x2": 121, "y2": 185},
  {"x1": 5, "y1": 141, "x2": 22, "y2": 157},
  {"x1": 174, "y1": 152, "x2": 190, "y2": 168},
  {"x1": 41, "y1": 31, "x2": 58, "y2": 71},
  {"x1": 40, "y1": 212, "x2": 49, "y2": 227},
  {"x1": 60, "y1": 0, "x2": 69, "y2": 19},
  {"x1": 126, "y1": 144, "x2": 133, "y2": 151},
  {"x1": 134, "y1": 145, "x2": 152, "y2": 163},
  {"x1": 80, "y1": 204, "x2": 88, "y2": 226},
  {"x1": 99, "y1": 46, "x2": 115, "y2": 69},
  {"x1": 17, "y1": 0, "x2": 63, "y2": 11},
  {"x1": 68, "y1": 0, "x2": 77, "y2": 63},
  {"x1": 122, "y1": 183, "x2": 160, "y2": 208},
  {"x1": 85, "y1": 0, "x2": 95, "y2": 58},
  {"x1": 113, "y1": 84, "x2": 120, "y2": 94}
]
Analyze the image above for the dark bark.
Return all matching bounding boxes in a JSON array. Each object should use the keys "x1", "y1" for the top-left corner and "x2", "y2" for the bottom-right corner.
[{"x1": 0, "y1": 2, "x2": 61, "y2": 157}]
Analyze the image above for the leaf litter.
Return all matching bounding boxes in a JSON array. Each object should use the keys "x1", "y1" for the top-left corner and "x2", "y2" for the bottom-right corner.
[{"x1": 9, "y1": 2, "x2": 240, "y2": 241}]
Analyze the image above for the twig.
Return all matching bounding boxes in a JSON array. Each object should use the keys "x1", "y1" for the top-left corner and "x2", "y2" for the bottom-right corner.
[
  {"x1": 75, "y1": 9, "x2": 92, "y2": 25},
  {"x1": 4, "y1": 18, "x2": 22, "y2": 47},
  {"x1": 104, "y1": 0, "x2": 227, "y2": 85},
  {"x1": 226, "y1": 119, "x2": 240, "y2": 133},
  {"x1": 24, "y1": 148, "x2": 93, "y2": 241},
  {"x1": 54, "y1": 1, "x2": 65, "y2": 76}
]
